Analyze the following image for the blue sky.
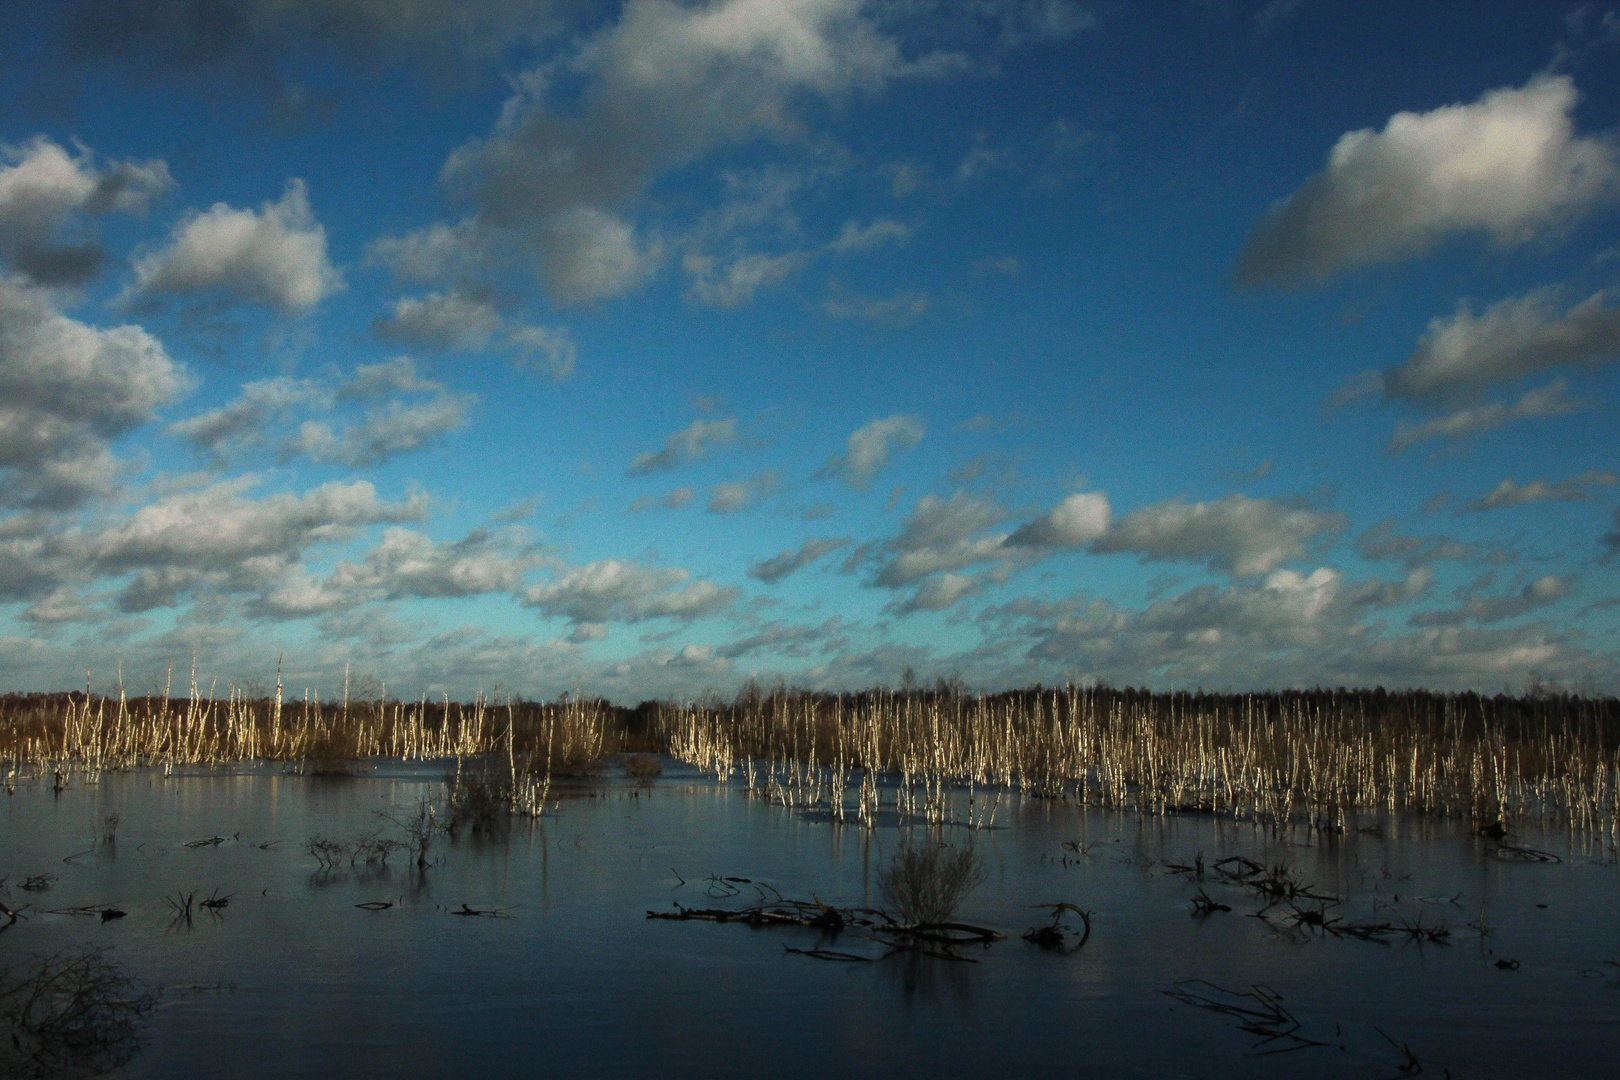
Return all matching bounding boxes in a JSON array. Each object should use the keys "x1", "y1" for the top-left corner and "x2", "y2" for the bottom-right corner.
[{"x1": 1, "y1": 0, "x2": 1618, "y2": 700}]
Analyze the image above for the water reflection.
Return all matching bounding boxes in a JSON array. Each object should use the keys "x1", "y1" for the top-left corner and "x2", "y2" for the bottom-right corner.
[{"x1": 0, "y1": 763, "x2": 1616, "y2": 1078}]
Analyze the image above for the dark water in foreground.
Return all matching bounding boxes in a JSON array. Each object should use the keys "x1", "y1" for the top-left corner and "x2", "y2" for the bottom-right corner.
[{"x1": 2, "y1": 761, "x2": 1617, "y2": 1079}]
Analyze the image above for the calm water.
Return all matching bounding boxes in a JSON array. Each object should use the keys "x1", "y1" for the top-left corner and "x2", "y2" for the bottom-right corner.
[{"x1": 2, "y1": 761, "x2": 1616, "y2": 1079}]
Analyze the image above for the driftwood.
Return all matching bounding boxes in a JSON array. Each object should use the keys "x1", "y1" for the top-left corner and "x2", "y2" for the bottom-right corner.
[
  {"x1": 646, "y1": 899, "x2": 849, "y2": 929},
  {"x1": 1492, "y1": 843, "x2": 1560, "y2": 863},
  {"x1": 1253, "y1": 898, "x2": 1451, "y2": 943},
  {"x1": 783, "y1": 946, "x2": 873, "y2": 962},
  {"x1": 1162, "y1": 980, "x2": 1337, "y2": 1054},
  {"x1": 45, "y1": 905, "x2": 125, "y2": 921},
  {"x1": 648, "y1": 892, "x2": 1007, "y2": 964}
]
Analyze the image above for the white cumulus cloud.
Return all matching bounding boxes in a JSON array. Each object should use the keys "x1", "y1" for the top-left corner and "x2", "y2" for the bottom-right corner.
[
  {"x1": 1463, "y1": 470, "x2": 1619, "y2": 511},
  {"x1": 748, "y1": 536, "x2": 849, "y2": 583},
  {"x1": 124, "y1": 178, "x2": 343, "y2": 313},
  {"x1": 521, "y1": 558, "x2": 737, "y2": 625},
  {"x1": 1092, "y1": 494, "x2": 1346, "y2": 577},
  {"x1": 628, "y1": 418, "x2": 738, "y2": 475},
  {"x1": 1386, "y1": 379, "x2": 1586, "y2": 453},
  {"x1": 1374, "y1": 287, "x2": 1620, "y2": 402},
  {"x1": 0, "y1": 281, "x2": 188, "y2": 507},
  {"x1": 0, "y1": 135, "x2": 173, "y2": 285},
  {"x1": 822, "y1": 415, "x2": 924, "y2": 489},
  {"x1": 1004, "y1": 491, "x2": 1111, "y2": 548},
  {"x1": 1236, "y1": 74, "x2": 1620, "y2": 285}
]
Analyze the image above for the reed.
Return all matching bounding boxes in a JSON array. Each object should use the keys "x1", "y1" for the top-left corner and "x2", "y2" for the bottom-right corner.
[
  {"x1": 7, "y1": 670, "x2": 1617, "y2": 839},
  {"x1": 0, "y1": 677, "x2": 620, "y2": 791},
  {"x1": 654, "y1": 683, "x2": 1620, "y2": 838}
]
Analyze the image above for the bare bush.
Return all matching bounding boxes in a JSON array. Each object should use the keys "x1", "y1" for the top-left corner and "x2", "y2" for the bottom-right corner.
[
  {"x1": 445, "y1": 760, "x2": 509, "y2": 834},
  {"x1": 379, "y1": 797, "x2": 442, "y2": 869},
  {"x1": 0, "y1": 946, "x2": 156, "y2": 1078},
  {"x1": 879, "y1": 840, "x2": 985, "y2": 926},
  {"x1": 305, "y1": 837, "x2": 347, "y2": 869}
]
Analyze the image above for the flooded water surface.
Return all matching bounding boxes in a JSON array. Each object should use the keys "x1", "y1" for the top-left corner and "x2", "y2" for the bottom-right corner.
[{"x1": 3, "y1": 762, "x2": 1617, "y2": 1078}]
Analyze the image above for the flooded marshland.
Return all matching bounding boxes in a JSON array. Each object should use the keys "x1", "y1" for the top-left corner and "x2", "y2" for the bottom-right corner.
[{"x1": 3, "y1": 760, "x2": 1617, "y2": 1079}]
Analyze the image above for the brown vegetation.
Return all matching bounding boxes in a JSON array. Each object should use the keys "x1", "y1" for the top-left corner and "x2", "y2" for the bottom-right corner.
[
  {"x1": 5, "y1": 676, "x2": 1617, "y2": 838},
  {"x1": 658, "y1": 684, "x2": 1620, "y2": 836},
  {"x1": 878, "y1": 840, "x2": 984, "y2": 926}
]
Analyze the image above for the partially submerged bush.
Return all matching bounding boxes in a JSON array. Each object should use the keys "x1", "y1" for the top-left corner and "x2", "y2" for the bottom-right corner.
[
  {"x1": 379, "y1": 797, "x2": 442, "y2": 869},
  {"x1": 879, "y1": 840, "x2": 985, "y2": 926},
  {"x1": 622, "y1": 753, "x2": 663, "y2": 779},
  {"x1": 301, "y1": 728, "x2": 361, "y2": 776},
  {"x1": 0, "y1": 946, "x2": 156, "y2": 1079},
  {"x1": 445, "y1": 759, "x2": 511, "y2": 834}
]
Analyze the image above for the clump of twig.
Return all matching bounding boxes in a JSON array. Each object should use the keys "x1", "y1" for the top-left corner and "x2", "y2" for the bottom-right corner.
[
  {"x1": 878, "y1": 839, "x2": 985, "y2": 927},
  {"x1": 1023, "y1": 902, "x2": 1092, "y2": 949},
  {"x1": 164, "y1": 891, "x2": 196, "y2": 927},
  {"x1": 1164, "y1": 852, "x2": 1207, "y2": 877},
  {"x1": 306, "y1": 837, "x2": 347, "y2": 870},
  {"x1": 95, "y1": 811, "x2": 119, "y2": 846},
  {"x1": 1214, "y1": 857, "x2": 1333, "y2": 902},
  {"x1": 20, "y1": 875, "x2": 55, "y2": 893},
  {"x1": 379, "y1": 798, "x2": 442, "y2": 870},
  {"x1": 1190, "y1": 887, "x2": 1231, "y2": 915},
  {"x1": 1161, "y1": 980, "x2": 1335, "y2": 1053},
  {"x1": 622, "y1": 753, "x2": 663, "y2": 780},
  {"x1": 348, "y1": 834, "x2": 406, "y2": 867},
  {"x1": 1330, "y1": 911, "x2": 1452, "y2": 944},
  {"x1": 1377, "y1": 1028, "x2": 1427, "y2": 1075},
  {"x1": 1258, "y1": 899, "x2": 1342, "y2": 934},
  {"x1": 0, "y1": 946, "x2": 156, "y2": 1079}
]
